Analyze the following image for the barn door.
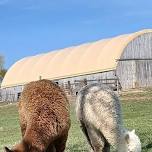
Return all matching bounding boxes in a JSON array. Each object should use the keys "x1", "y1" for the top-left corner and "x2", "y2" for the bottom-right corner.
[
  {"x1": 116, "y1": 60, "x2": 136, "y2": 90},
  {"x1": 136, "y1": 60, "x2": 152, "y2": 87}
]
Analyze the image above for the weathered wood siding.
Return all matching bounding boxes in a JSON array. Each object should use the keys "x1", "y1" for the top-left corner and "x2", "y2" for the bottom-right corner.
[
  {"x1": 1, "y1": 85, "x2": 23, "y2": 102},
  {"x1": 57, "y1": 70, "x2": 116, "y2": 84},
  {"x1": 1, "y1": 71, "x2": 117, "y2": 101},
  {"x1": 136, "y1": 60, "x2": 152, "y2": 87},
  {"x1": 117, "y1": 32, "x2": 152, "y2": 89},
  {"x1": 117, "y1": 60, "x2": 136, "y2": 89},
  {"x1": 57, "y1": 70, "x2": 116, "y2": 93}
]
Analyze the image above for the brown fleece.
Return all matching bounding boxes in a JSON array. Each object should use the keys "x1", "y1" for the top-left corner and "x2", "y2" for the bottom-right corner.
[{"x1": 5, "y1": 79, "x2": 71, "y2": 152}]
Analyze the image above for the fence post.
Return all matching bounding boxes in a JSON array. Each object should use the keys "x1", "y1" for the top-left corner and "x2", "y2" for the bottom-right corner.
[{"x1": 117, "y1": 79, "x2": 119, "y2": 94}]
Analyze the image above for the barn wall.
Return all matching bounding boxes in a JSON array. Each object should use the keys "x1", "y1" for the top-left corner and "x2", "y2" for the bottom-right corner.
[
  {"x1": 121, "y1": 33, "x2": 152, "y2": 59},
  {"x1": 117, "y1": 32, "x2": 152, "y2": 89},
  {"x1": 57, "y1": 70, "x2": 117, "y2": 94},
  {"x1": 1, "y1": 70, "x2": 117, "y2": 102},
  {"x1": 58, "y1": 70, "x2": 116, "y2": 84},
  {"x1": 1, "y1": 85, "x2": 23, "y2": 102}
]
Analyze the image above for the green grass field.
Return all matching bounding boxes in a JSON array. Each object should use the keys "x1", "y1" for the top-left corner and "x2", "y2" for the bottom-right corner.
[{"x1": 0, "y1": 88, "x2": 152, "y2": 152}]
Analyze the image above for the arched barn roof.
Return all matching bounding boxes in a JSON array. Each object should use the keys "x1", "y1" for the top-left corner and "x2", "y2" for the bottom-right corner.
[{"x1": 2, "y1": 29, "x2": 152, "y2": 88}]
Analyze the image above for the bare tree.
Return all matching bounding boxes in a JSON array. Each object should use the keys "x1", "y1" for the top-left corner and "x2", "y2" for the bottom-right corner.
[
  {"x1": 0, "y1": 69, "x2": 7, "y2": 78},
  {"x1": 0, "y1": 55, "x2": 4, "y2": 71},
  {"x1": 0, "y1": 55, "x2": 6, "y2": 78}
]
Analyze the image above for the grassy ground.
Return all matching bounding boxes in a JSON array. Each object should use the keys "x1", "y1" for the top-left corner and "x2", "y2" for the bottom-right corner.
[{"x1": 0, "y1": 88, "x2": 152, "y2": 151}]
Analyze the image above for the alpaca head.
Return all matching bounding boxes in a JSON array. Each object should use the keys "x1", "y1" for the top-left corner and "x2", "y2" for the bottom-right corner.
[
  {"x1": 4, "y1": 141, "x2": 26, "y2": 152},
  {"x1": 119, "y1": 130, "x2": 141, "y2": 152},
  {"x1": 4, "y1": 147, "x2": 14, "y2": 152}
]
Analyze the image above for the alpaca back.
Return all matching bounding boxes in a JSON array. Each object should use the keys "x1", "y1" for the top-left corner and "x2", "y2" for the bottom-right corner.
[
  {"x1": 18, "y1": 79, "x2": 70, "y2": 148},
  {"x1": 19, "y1": 79, "x2": 70, "y2": 125},
  {"x1": 76, "y1": 83, "x2": 124, "y2": 146}
]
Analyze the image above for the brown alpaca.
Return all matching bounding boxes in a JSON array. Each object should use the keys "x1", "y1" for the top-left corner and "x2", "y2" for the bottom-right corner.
[{"x1": 4, "y1": 79, "x2": 71, "y2": 152}]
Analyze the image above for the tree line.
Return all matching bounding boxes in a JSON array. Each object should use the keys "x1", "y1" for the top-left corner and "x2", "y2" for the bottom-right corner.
[{"x1": 0, "y1": 55, "x2": 7, "y2": 79}]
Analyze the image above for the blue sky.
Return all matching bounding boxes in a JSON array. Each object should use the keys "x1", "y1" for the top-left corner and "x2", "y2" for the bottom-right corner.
[{"x1": 0, "y1": 0, "x2": 152, "y2": 69}]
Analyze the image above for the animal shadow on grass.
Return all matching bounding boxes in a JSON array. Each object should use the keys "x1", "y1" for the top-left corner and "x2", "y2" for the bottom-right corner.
[{"x1": 142, "y1": 143, "x2": 152, "y2": 151}]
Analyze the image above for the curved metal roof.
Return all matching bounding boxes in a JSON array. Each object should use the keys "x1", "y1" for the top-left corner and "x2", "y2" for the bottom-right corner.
[{"x1": 2, "y1": 29, "x2": 152, "y2": 88}]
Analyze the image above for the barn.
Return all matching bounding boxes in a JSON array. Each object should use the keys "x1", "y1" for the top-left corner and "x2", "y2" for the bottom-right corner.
[{"x1": 1, "y1": 29, "x2": 152, "y2": 101}]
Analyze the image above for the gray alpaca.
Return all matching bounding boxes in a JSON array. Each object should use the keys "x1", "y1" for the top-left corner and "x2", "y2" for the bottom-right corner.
[{"x1": 76, "y1": 83, "x2": 141, "y2": 152}]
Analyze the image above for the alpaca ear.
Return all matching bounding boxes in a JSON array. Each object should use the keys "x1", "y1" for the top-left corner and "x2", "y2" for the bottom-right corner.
[
  {"x1": 125, "y1": 134, "x2": 130, "y2": 144},
  {"x1": 4, "y1": 147, "x2": 12, "y2": 152},
  {"x1": 131, "y1": 129, "x2": 135, "y2": 134}
]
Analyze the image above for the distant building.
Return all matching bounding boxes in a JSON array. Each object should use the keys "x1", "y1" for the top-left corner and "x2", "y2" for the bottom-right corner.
[{"x1": 1, "y1": 29, "x2": 152, "y2": 101}]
